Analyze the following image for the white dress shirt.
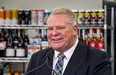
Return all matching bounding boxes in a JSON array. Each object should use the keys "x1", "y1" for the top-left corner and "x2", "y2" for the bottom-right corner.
[{"x1": 52, "y1": 38, "x2": 79, "y2": 74}]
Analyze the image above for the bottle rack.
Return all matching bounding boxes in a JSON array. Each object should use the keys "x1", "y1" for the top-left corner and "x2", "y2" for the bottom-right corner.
[
  {"x1": 0, "y1": 57, "x2": 29, "y2": 62},
  {"x1": 0, "y1": 24, "x2": 103, "y2": 29},
  {"x1": 0, "y1": 25, "x2": 47, "y2": 29},
  {"x1": 0, "y1": 24, "x2": 104, "y2": 61},
  {"x1": 78, "y1": 25, "x2": 103, "y2": 29}
]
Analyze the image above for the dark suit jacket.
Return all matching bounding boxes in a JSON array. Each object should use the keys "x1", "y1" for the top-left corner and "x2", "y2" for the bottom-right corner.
[{"x1": 26, "y1": 41, "x2": 111, "y2": 75}]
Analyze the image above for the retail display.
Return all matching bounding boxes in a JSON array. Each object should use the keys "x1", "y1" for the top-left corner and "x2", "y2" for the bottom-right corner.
[{"x1": 0, "y1": 8, "x2": 108, "y2": 75}]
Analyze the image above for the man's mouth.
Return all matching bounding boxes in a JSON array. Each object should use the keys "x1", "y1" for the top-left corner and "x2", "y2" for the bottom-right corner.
[{"x1": 52, "y1": 38, "x2": 62, "y2": 42}]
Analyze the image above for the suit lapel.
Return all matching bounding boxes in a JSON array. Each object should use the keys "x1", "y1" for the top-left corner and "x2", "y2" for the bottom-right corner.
[
  {"x1": 37, "y1": 48, "x2": 54, "y2": 75},
  {"x1": 40, "y1": 41, "x2": 87, "y2": 75},
  {"x1": 45, "y1": 48, "x2": 54, "y2": 74},
  {"x1": 47, "y1": 48, "x2": 54, "y2": 73},
  {"x1": 63, "y1": 41, "x2": 87, "y2": 75}
]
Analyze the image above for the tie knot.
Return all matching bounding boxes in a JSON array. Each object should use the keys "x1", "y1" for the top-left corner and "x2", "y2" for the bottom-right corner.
[{"x1": 58, "y1": 53, "x2": 65, "y2": 59}]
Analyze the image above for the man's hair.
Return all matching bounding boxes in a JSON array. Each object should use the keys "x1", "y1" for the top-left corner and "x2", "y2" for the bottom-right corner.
[{"x1": 47, "y1": 7, "x2": 77, "y2": 25}]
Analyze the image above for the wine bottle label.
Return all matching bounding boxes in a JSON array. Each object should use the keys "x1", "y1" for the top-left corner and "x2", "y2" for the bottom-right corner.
[
  {"x1": 0, "y1": 41, "x2": 6, "y2": 50},
  {"x1": 5, "y1": 18, "x2": 12, "y2": 25},
  {"x1": 6, "y1": 48, "x2": 15, "y2": 57},
  {"x1": 0, "y1": 19, "x2": 5, "y2": 25},
  {"x1": 14, "y1": 40, "x2": 18, "y2": 43},
  {"x1": 12, "y1": 18, "x2": 18, "y2": 25}
]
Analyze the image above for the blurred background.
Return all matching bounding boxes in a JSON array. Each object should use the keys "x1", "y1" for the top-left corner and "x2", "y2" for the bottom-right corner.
[{"x1": 0, "y1": 0, "x2": 115, "y2": 75}]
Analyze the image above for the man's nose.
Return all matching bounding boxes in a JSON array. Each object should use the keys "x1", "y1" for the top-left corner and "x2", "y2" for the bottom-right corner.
[{"x1": 52, "y1": 28, "x2": 59, "y2": 35}]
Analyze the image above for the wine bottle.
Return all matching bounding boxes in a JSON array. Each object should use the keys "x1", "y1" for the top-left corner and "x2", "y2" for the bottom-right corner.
[
  {"x1": 41, "y1": 35, "x2": 49, "y2": 49},
  {"x1": 16, "y1": 33, "x2": 26, "y2": 57},
  {"x1": 23, "y1": 34, "x2": 29, "y2": 57},
  {"x1": 5, "y1": 34, "x2": 15, "y2": 57},
  {"x1": 0, "y1": 31, "x2": 6, "y2": 57}
]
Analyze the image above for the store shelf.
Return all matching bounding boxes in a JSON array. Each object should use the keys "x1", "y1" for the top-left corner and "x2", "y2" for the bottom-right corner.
[
  {"x1": 0, "y1": 24, "x2": 105, "y2": 63},
  {"x1": 0, "y1": 25, "x2": 47, "y2": 29},
  {"x1": 0, "y1": 57, "x2": 30, "y2": 62},
  {"x1": 0, "y1": 24, "x2": 104, "y2": 29},
  {"x1": 78, "y1": 25, "x2": 104, "y2": 29}
]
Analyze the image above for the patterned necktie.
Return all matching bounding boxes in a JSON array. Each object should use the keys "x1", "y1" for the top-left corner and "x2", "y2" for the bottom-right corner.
[{"x1": 53, "y1": 53, "x2": 65, "y2": 75}]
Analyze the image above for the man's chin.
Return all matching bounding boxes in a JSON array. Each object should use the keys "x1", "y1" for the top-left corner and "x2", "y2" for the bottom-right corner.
[{"x1": 52, "y1": 46, "x2": 62, "y2": 50}]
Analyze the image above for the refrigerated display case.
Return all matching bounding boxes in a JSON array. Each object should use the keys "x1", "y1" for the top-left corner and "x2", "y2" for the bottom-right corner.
[{"x1": 103, "y1": 1, "x2": 116, "y2": 75}]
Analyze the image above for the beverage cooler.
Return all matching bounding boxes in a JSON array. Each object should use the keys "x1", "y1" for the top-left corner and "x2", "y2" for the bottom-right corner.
[
  {"x1": 0, "y1": 8, "x2": 49, "y2": 75},
  {"x1": 103, "y1": 1, "x2": 116, "y2": 75}
]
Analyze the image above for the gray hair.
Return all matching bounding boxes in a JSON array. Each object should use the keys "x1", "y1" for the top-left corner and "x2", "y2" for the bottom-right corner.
[{"x1": 47, "y1": 7, "x2": 77, "y2": 25}]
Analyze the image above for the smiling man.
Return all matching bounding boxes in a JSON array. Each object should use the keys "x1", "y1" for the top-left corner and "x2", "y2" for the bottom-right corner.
[
  {"x1": 26, "y1": 7, "x2": 111, "y2": 75},
  {"x1": 47, "y1": 13, "x2": 78, "y2": 52}
]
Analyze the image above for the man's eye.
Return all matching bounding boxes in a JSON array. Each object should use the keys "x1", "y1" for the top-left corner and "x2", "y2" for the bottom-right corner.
[
  {"x1": 57, "y1": 27, "x2": 65, "y2": 29},
  {"x1": 48, "y1": 28, "x2": 53, "y2": 30}
]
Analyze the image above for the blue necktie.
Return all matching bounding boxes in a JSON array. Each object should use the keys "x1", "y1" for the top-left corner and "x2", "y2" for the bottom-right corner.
[{"x1": 53, "y1": 53, "x2": 65, "y2": 75}]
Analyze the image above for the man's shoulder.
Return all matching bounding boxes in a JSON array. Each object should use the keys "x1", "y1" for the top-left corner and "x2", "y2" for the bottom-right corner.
[
  {"x1": 78, "y1": 41, "x2": 109, "y2": 61},
  {"x1": 79, "y1": 41, "x2": 107, "y2": 56},
  {"x1": 88, "y1": 46, "x2": 108, "y2": 57},
  {"x1": 84, "y1": 44, "x2": 109, "y2": 64},
  {"x1": 33, "y1": 47, "x2": 53, "y2": 57}
]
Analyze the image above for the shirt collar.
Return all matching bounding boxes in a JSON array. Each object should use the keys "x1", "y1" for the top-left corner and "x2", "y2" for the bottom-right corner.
[{"x1": 54, "y1": 38, "x2": 79, "y2": 59}]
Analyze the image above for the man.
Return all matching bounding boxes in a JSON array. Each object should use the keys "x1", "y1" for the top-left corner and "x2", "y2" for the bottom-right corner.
[{"x1": 26, "y1": 7, "x2": 111, "y2": 75}]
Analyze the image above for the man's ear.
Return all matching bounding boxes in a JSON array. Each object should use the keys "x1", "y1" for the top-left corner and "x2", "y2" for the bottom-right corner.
[{"x1": 73, "y1": 25, "x2": 78, "y2": 36}]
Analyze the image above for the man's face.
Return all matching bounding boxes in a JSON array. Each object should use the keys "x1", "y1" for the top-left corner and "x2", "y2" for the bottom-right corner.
[{"x1": 47, "y1": 14, "x2": 78, "y2": 52}]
